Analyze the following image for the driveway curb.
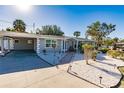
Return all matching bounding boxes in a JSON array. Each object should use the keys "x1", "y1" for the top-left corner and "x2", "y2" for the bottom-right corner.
[
  {"x1": 67, "y1": 66, "x2": 103, "y2": 88},
  {"x1": 110, "y1": 66, "x2": 124, "y2": 88}
]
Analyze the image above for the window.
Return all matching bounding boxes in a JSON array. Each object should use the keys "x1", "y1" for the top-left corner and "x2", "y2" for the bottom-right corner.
[
  {"x1": 46, "y1": 40, "x2": 51, "y2": 47},
  {"x1": 46, "y1": 39, "x2": 57, "y2": 48},
  {"x1": 27, "y1": 40, "x2": 33, "y2": 44},
  {"x1": 52, "y1": 40, "x2": 56, "y2": 47},
  {"x1": 15, "y1": 40, "x2": 19, "y2": 43}
]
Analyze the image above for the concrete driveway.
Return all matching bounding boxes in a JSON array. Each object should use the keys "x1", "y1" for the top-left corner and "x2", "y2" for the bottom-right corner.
[
  {"x1": 68, "y1": 53, "x2": 124, "y2": 88},
  {"x1": 0, "y1": 51, "x2": 98, "y2": 88},
  {"x1": 0, "y1": 50, "x2": 51, "y2": 75},
  {"x1": 0, "y1": 65, "x2": 98, "y2": 88}
]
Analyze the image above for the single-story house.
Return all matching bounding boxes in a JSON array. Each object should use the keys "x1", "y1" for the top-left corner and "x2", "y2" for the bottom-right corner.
[{"x1": 0, "y1": 31, "x2": 95, "y2": 56}]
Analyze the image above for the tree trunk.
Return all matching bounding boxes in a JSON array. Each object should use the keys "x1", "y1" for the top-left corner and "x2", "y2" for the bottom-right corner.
[
  {"x1": 93, "y1": 57, "x2": 96, "y2": 61},
  {"x1": 86, "y1": 59, "x2": 89, "y2": 65}
]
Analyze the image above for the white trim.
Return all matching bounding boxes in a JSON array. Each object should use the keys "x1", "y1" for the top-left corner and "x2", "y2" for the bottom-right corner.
[
  {"x1": 0, "y1": 37, "x2": 4, "y2": 55},
  {"x1": 76, "y1": 39, "x2": 79, "y2": 52},
  {"x1": 63, "y1": 39, "x2": 66, "y2": 52},
  {"x1": 0, "y1": 31, "x2": 69, "y2": 40},
  {"x1": 60, "y1": 40, "x2": 63, "y2": 52},
  {"x1": 0, "y1": 31, "x2": 94, "y2": 42}
]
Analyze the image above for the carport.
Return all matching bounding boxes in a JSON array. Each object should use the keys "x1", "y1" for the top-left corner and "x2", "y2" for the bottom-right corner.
[
  {"x1": 0, "y1": 31, "x2": 38, "y2": 55},
  {"x1": 0, "y1": 32, "x2": 52, "y2": 75},
  {"x1": 12, "y1": 37, "x2": 36, "y2": 51}
]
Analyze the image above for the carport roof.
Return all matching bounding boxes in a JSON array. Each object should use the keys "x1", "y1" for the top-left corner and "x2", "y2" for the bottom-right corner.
[
  {"x1": 0, "y1": 31, "x2": 69, "y2": 40},
  {"x1": 0, "y1": 31, "x2": 94, "y2": 42},
  {"x1": 66, "y1": 37, "x2": 94, "y2": 42}
]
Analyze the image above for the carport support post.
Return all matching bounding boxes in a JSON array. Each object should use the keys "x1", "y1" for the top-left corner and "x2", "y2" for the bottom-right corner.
[
  {"x1": 61, "y1": 40, "x2": 63, "y2": 53},
  {"x1": 64, "y1": 40, "x2": 66, "y2": 53},
  {"x1": 1, "y1": 37, "x2": 4, "y2": 55},
  {"x1": 76, "y1": 39, "x2": 78, "y2": 53},
  {"x1": 8, "y1": 37, "x2": 10, "y2": 52},
  {"x1": 36, "y1": 38, "x2": 40, "y2": 54}
]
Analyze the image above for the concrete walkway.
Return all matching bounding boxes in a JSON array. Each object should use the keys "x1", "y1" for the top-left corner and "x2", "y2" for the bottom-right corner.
[{"x1": 68, "y1": 53, "x2": 124, "y2": 88}]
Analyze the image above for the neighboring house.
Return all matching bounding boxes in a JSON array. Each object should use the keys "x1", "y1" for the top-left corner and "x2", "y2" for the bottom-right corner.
[
  {"x1": 115, "y1": 42, "x2": 124, "y2": 51},
  {"x1": 0, "y1": 31, "x2": 94, "y2": 56}
]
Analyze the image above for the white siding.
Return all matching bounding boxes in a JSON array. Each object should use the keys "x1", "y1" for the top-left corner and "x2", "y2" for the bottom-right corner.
[
  {"x1": 0, "y1": 38, "x2": 1, "y2": 48},
  {"x1": 4, "y1": 39, "x2": 8, "y2": 49},
  {"x1": 10, "y1": 38, "x2": 14, "y2": 50},
  {"x1": 39, "y1": 39, "x2": 62, "y2": 52}
]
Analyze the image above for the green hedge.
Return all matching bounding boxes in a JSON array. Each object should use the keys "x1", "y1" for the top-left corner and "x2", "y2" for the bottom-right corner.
[
  {"x1": 107, "y1": 50, "x2": 121, "y2": 58},
  {"x1": 100, "y1": 48, "x2": 109, "y2": 53}
]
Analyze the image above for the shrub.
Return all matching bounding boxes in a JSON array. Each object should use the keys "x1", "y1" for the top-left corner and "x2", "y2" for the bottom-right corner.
[
  {"x1": 83, "y1": 44, "x2": 93, "y2": 49},
  {"x1": 107, "y1": 50, "x2": 120, "y2": 58},
  {"x1": 92, "y1": 50, "x2": 98, "y2": 61},
  {"x1": 120, "y1": 57, "x2": 124, "y2": 61},
  {"x1": 119, "y1": 51, "x2": 124, "y2": 60},
  {"x1": 100, "y1": 48, "x2": 109, "y2": 53},
  {"x1": 80, "y1": 48, "x2": 84, "y2": 53},
  {"x1": 79, "y1": 44, "x2": 84, "y2": 53},
  {"x1": 119, "y1": 51, "x2": 124, "y2": 57}
]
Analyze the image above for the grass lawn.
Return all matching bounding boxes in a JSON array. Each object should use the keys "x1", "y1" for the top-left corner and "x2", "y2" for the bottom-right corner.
[{"x1": 118, "y1": 66, "x2": 124, "y2": 88}]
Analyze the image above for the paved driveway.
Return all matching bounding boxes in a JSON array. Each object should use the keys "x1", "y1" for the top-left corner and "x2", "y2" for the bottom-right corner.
[
  {"x1": 0, "y1": 50, "x2": 51, "y2": 75},
  {"x1": 0, "y1": 51, "x2": 98, "y2": 88}
]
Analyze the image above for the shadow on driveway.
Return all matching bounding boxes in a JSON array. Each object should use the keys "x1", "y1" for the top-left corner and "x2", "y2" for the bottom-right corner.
[
  {"x1": 89, "y1": 64, "x2": 121, "y2": 78},
  {"x1": 97, "y1": 60, "x2": 116, "y2": 67},
  {"x1": 0, "y1": 50, "x2": 52, "y2": 75}
]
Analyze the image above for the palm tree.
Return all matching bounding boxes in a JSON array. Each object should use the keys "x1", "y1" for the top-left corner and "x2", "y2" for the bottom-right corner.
[
  {"x1": 86, "y1": 21, "x2": 101, "y2": 47},
  {"x1": 13, "y1": 19, "x2": 26, "y2": 32},
  {"x1": 73, "y1": 31, "x2": 81, "y2": 38}
]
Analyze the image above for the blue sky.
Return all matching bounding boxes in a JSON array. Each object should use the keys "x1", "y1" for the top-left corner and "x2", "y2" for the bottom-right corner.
[{"x1": 0, "y1": 5, "x2": 124, "y2": 38}]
